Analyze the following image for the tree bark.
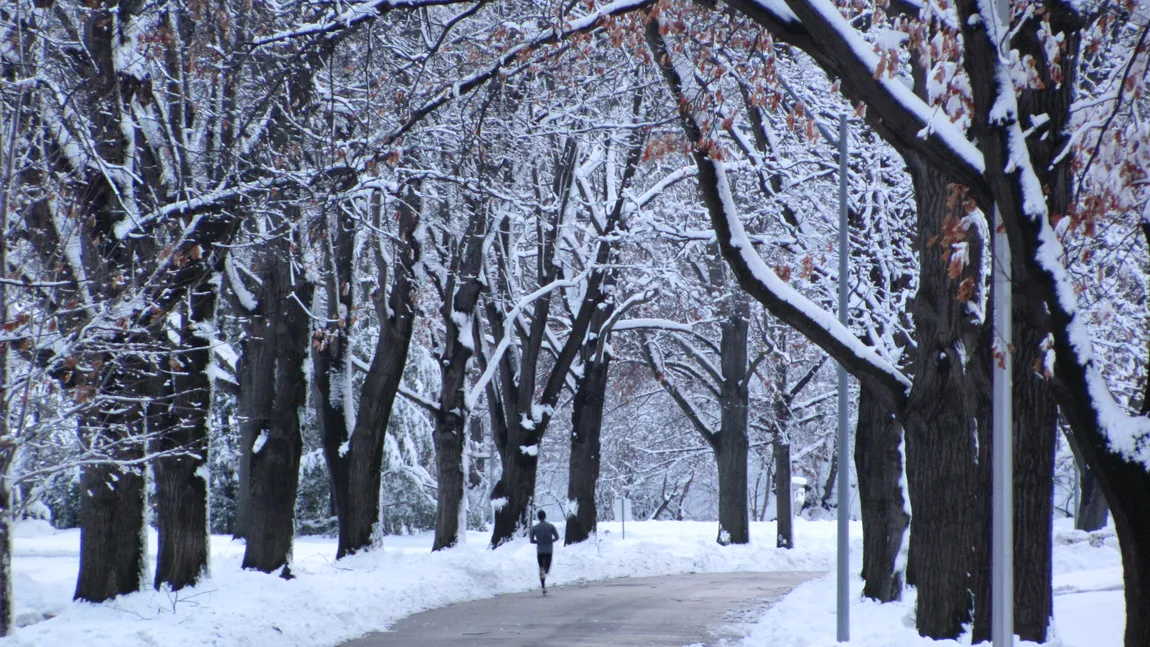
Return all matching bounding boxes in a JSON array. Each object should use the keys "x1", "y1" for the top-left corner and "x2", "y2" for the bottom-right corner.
[
  {"x1": 311, "y1": 209, "x2": 355, "y2": 556},
  {"x1": 854, "y1": 383, "x2": 909, "y2": 602},
  {"x1": 75, "y1": 455, "x2": 147, "y2": 601},
  {"x1": 1077, "y1": 459, "x2": 1109, "y2": 532},
  {"x1": 0, "y1": 450, "x2": 12, "y2": 637},
  {"x1": 1067, "y1": 429, "x2": 1109, "y2": 531},
  {"x1": 338, "y1": 188, "x2": 421, "y2": 557},
  {"x1": 242, "y1": 237, "x2": 310, "y2": 574},
  {"x1": 565, "y1": 351, "x2": 610, "y2": 545},
  {"x1": 901, "y1": 157, "x2": 990, "y2": 639},
  {"x1": 715, "y1": 306, "x2": 750, "y2": 545},
  {"x1": 487, "y1": 127, "x2": 640, "y2": 548},
  {"x1": 770, "y1": 325, "x2": 793, "y2": 549},
  {"x1": 980, "y1": 306, "x2": 1055, "y2": 642},
  {"x1": 773, "y1": 439, "x2": 793, "y2": 548},
  {"x1": 432, "y1": 208, "x2": 486, "y2": 552},
  {"x1": 153, "y1": 285, "x2": 216, "y2": 590}
]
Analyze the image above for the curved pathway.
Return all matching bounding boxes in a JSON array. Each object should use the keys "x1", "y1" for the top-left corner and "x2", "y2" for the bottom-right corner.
[{"x1": 341, "y1": 571, "x2": 818, "y2": 646}]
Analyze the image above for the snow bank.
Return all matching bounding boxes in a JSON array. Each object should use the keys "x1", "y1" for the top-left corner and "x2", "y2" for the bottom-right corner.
[
  {"x1": 734, "y1": 518, "x2": 1123, "y2": 647},
  {"x1": 4, "y1": 518, "x2": 1121, "y2": 646},
  {"x1": 4, "y1": 519, "x2": 837, "y2": 646}
]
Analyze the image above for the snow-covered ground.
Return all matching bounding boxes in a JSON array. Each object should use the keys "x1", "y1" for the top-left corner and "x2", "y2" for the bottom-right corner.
[
  {"x1": 3, "y1": 517, "x2": 1120, "y2": 646},
  {"x1": 734, "y1": 518, "x2": 1122, "y2": 647}
]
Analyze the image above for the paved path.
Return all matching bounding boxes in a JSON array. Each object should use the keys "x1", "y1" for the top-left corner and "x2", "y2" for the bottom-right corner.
[{"x1": 341, "y1": 571, "x2": 818, "y2": 647}]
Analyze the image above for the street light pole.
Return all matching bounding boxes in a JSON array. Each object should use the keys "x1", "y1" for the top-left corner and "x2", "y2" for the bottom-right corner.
[
  {"x1": 836, "y1": 113, "x2": 850, "y2": 643},
  {"x1": 989, "y1": 1, "x2": 1014, "y2": 645},
  {"x1": 991, "y1": 207, "x2": 1014, "y2": 647}
]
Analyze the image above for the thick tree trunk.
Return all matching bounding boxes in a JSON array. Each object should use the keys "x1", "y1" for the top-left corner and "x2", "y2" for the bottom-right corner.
[
  {"x1": 901, "y1": 158, "x2": 990, "y2": 639},
  {"x1": 234, "y1": 286, "x2": 278, "y2": 540},
  {"x1": 969, "y1": 294, "x2": 1057, "y2": 642},
  {"x1": 715, "y1": 436, "x2": 749, "y2": 545},
  {"x1": 312, "y1": 214, "x2": 353, "y2": 555},
  {"x1": 432, "y1": 209, "x2": 485, "y2": 552},
  {"x1": 75, "y1": 459, "x2": 147, "y2": 602},
  {"x1": 74, "y1": 352, "x2": 151, "y2": 603},
  {"x1": 565, "y1": 354, "x2": 609, "y2": 545},
  {"x1": 341, "y1": 307, "x2": 418, "y2": 552},
  {"x1": 432, "y1": 408, "x2": 467, "y2": 551},
  {"x1": 153, "y1": 287, "x2": 215, "y2": 590},
  {"x1": 490, "y1": 430, "x2": 540, "y2": 547},
  {"x1": 312, "y1": 333, "x2": 350, "y2": 550},
  {"x1": 715, "y1": 309, "x2": 750, "y2": 545},
  {"x1": 854, "y1": 383, "x2": 909, "y2": 602},
  {"x1": 342, "y1": 307, "x2": 417, "y2": 555},
  {"x1": 242, "y1": 243, "x2": 310, "y2": 574}
]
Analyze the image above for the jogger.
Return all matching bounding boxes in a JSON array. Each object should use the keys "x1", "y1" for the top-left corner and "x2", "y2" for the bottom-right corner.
[{"x1": 530, "y1": 510, "x2": 560, "y2": 594}]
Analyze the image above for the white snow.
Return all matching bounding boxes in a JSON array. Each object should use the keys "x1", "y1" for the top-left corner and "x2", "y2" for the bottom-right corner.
[
  {"x1": 519, "y1": 444, "x2": 539, "y2": 457},
  {"x1": 450, "y1": 310, "x2": 474, "y2": 352},
  {"x1": 736, "y1": 518, "x2": 1121, "y2": 647},
  {"x1": 800, "y1": 0, "x2": 985, "y2": 174},
  {"x1": 969, "y1": 0, "x2": 1150, "y2": 468},
  {"x1": 251, "y1": 430, "x2": 268, "y2": 455},
  {"x1": 713, "y1": 159, "x2": 912, "y2": 393},
  {"x1": 1, "y1": 518, "x2": 1123, "y2": 646}
]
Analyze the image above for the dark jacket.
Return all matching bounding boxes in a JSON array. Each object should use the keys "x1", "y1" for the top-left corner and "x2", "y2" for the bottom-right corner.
[{"x1": 530, "y1": 520, "x2": 559, "y2": 554}]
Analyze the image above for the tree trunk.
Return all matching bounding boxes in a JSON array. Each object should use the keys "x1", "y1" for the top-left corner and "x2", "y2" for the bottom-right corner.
[
  {"x1": 153, "y1": 286, "x2": 215, "y2": 590},
  {"x1": 1005, "y1": 319, "x2": 1057, "y2": 642},
  {"x1": 901, "y1": 158, "x2": 990, "y2": 639},
  {"x1": 312, "y1": 215, "x2": 354, "y2": 556},
  {"x1": 339, "y1": 190, "x2": 420, "y2": 558},
  {"x1": 715, "y1": 305, "x2": 750, "y2": 545},
  {"x1": 0, "y1": 450, "x2": 11, "y2": 637},
  {"x1": 341, "y1": 316, "x2": 413, "y2": 555},
  {"x1": 490, "y1": 429, "x2": 540, "y2": 546},
  {"x1": 74, "y1": 352, "x2": 150, "y2": 603},
  {"x1": 233, "y1": 279, "x2": 279, "y2": 541},
  {"x1": 1077, "y1": 461, "x2": 1109, "y2": 532},
  {"x1": 565, "y1": 354, "x2": 609, "y2": 545},
  {"x1": 1067, "y1": 429, "x2": 1109, "y2": 531},
  {"x1": 432, "y1": 408, "x2": 467, "y2": 551},
  {"x1": 774, "y1": 439, "x2": 793, "y2": 548},
  {"x1": 242, "y1": 241, "x2": 310, "y2": 573},
  {"x1": 75, "y1": 459, "x2": 147, "y2": 602},
  {"x1": 432, "y1": 208, "x2": 485, "y2": 552},
  {"x1": 854, "y1": 383, "x2": 909, "y2": 602},
  {"x1": 769, "y1": 325, "x2": 793, "y2": 548}
]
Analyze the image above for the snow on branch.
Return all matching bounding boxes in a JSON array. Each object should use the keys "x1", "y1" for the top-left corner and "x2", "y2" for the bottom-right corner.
[
  {"x1": 723, "y1": 0, "x2": 987, "y2": 196},
  {"x1": 966, "y1": 0, "x2": 1150, "y2": 467},
  {"x1": 378, "y1": 0, "x2": 657, "y2": 149},
  {"x1": 253, "y1": 0, "x2": 475, "y2": 47},
  {"x1": 464, "y1": 270, "x2": 591, "y2": 411},
  {"x1": 645, "y1": 15, "x2": 912, "y2": 408}
]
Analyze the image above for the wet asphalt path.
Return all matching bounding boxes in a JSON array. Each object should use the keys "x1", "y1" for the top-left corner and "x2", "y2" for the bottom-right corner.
[{"x1": 340, "y1": 570, "x2": 819, "y2": 646}]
